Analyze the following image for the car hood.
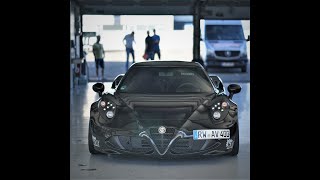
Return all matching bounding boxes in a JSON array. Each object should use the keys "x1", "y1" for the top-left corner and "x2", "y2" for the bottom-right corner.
[{"x1": 115, "y1": 94, "x2": 211, "y2": 129}]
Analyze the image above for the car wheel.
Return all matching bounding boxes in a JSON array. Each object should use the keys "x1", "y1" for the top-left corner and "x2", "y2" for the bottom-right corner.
[
  {"x1": 241, "y1": 66, "x2": 247, "y2": 73},
  {"x1": 88, "y1": 121, "x2": 100, "y2": 154},
  {"x1": 230, "y1": 123, "x2": 239, "y2": 156}
]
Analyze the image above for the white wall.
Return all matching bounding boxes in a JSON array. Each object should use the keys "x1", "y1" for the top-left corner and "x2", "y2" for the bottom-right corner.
[{"x1": 92, "y1": 29, "x2": 193, "y2": 51}]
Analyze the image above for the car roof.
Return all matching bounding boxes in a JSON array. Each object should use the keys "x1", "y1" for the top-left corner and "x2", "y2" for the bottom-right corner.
[{"x1": 131, "y1": 61, "x2": 203, "y2": 67}]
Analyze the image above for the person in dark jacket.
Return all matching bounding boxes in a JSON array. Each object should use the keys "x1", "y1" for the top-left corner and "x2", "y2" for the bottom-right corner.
[
  {"x1": 152, "y1": 29, "x2": 161, "y2": 60},
  {"x1": 145, "y1": 31, "x2": 155, "y2": 60}
]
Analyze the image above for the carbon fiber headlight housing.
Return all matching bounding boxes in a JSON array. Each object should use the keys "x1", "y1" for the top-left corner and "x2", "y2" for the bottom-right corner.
[
  {"x1": 210, "y1": 95, "x2": 231, "y2": 122},
  {"x1": 98, "y1": 99, "x2": 117, "y2": 123}
]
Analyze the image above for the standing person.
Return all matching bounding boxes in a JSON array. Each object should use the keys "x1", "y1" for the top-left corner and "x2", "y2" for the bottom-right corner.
[
  {"x1": 152, "y1": 29, "x2": 161, "y2": 60},
  {"x1": 145, "y1": 31, "x2": 154, "y2": 60},
  {"x1": 123, "y1": 31, "x2": 136, "y2": 71},
  {"x1": 92, "y1": 35, "x2": 105, "y2": 80}
]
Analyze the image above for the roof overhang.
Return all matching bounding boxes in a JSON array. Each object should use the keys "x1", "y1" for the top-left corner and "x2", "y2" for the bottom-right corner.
[{"x1": 73, "y1": 0, "x2": 250, "y2": 20}]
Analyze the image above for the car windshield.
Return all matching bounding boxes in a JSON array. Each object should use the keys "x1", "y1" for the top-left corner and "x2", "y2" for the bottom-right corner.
[
  {"x1": 205, "y1": 25, "x2": 245, "y2": 40},
  {"x1": 117, "y1": 67, "x2": 214, "y2": 94}
]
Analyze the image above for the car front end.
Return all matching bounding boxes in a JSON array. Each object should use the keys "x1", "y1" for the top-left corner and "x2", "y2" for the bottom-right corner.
[
  {"x1": 89, "y1": 61, "x2": 241, "y2": 158},
  {"x1": 89, "y1": 94, "x2": 239, "y2": 158}
]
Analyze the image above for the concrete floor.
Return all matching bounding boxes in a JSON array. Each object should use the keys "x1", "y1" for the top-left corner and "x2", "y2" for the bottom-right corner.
[{"x1": 70, "y1": 82, "x2": 250, "y2": 180}]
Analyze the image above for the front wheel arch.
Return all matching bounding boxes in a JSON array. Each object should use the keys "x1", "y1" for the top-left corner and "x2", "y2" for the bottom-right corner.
[
  {"x1": 230, "y1": 122, "x2": 239, "y2": 156},
  {"x1": 88, "y1": 120, "x2": 100, "y2": 154}
]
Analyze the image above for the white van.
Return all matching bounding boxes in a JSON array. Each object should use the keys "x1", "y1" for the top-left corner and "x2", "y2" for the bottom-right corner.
[{"x1": 200, "y1": 20, "x2": 250, "y2": 72}]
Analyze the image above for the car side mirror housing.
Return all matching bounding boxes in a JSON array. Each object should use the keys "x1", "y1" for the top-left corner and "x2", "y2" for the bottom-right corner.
[
  {"x1": 111, "y1": 74, "x2": 124, "y2": 89},
  {"x1": 92, "y1": 83, "x2": 104, "y2": 97},
  {"x1": 227, "y1": 84, "x2": 241, "y2": 99},
  {"x1": 246, "y1": 35, "x2": 250, "y2": 41}
]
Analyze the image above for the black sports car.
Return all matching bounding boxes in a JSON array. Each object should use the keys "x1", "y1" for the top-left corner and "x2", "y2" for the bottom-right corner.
[{"x1": 89, "y1": 61, "x2": 241, "y2": 157}]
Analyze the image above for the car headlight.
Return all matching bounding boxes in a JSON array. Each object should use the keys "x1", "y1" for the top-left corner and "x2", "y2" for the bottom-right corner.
[
  {"x1": 106, "y1": 111, "x2": 114, "y2": 119},
  {"x1": 211, "y1": 101, "x2": 228, "y2": 120},
  {"x1": 207, "y1": 49, "x2": 214, "y2": 56},
  {"x1": 221, "y1": 102, "x2": 228, "y2": 108},
  {"x1": 99, "y1": 100, "x2": 116, "y2": 109},
  {"x1": 100, "y1": 101, "x2": 106, "y2": 107},
  {"x1": 99, "y1": 99, "x2": 116, "y2": 120},
  {"x1": 240, "y1": 45, "x2": 247, "y2": 57},
  {"x1": 213, "y1": 111, "x2": 221, "y2": 120}
]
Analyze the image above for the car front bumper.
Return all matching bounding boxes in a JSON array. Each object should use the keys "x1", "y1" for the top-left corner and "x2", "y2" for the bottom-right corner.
[{"x1": 90, "y1": 122, "x2": 238, "y2": 158}]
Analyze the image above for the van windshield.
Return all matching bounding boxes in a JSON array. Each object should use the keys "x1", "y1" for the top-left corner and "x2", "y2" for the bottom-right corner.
[{"x1": 205, "y1": 25, "x2": 245, "y2": 40}]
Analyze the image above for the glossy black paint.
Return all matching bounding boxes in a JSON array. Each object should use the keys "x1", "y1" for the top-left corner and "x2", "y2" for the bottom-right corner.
[
  {"x1": 111, "y1": 74, "x2": 124, "y2": 89},
  {"x1": 89, "y1": 61, "x2": 241, "y2": 158},
  {"x1": 227, "y1": 84, "x2": 241, "y2": 99}
]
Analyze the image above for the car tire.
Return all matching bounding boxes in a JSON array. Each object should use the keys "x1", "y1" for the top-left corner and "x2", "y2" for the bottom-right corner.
[
  {"x1": 88, "y1": 121, "x2": 100, "y2": 154},
  {"x1": 230, "y1": 123, "x2": 239, "y2": 156},
  {"x1": 241, "y1": 66, "x2": 247, "y2": 73}
]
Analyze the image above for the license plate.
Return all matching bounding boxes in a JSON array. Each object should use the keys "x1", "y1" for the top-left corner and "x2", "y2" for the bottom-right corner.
[
  {"x1": 193, "y1": 129, "x2": 230, "y2": 140},
  {"x1": 221, "y1": 62, "x2": 235, "y2": 67}
]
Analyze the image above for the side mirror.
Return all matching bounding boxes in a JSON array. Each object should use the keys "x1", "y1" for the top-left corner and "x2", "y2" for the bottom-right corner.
[
  {"x1": 111, "y1": 74, "x2": 124, "y2": 89},
  {"x1": 227, "y1": 84, "x2": 241, "y2": 99},
  {"x1": 246, "y1": 35, "x2": 250, "y2": 41},
  {"x1": 92, "y1": 83, "x2": 104, "y2": 97}
]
